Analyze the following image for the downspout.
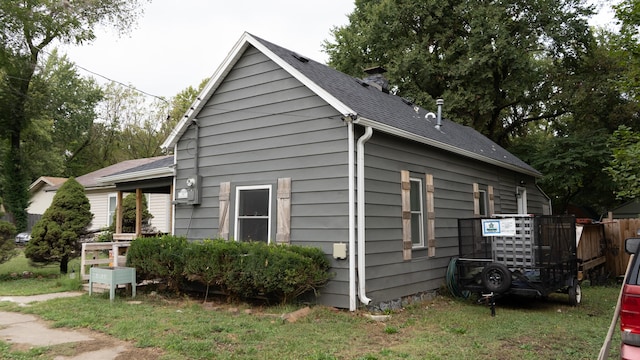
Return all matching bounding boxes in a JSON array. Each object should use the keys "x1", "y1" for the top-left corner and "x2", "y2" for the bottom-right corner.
[
  {"x1": 193, "y1": 119, "x2": 200, "y2": 176},
  {"x1": 347, "y1": 119, "x2": 357, "y2": 311},
  {"x1": 357, "y1": 125, "x2": 373, "y2": 305}
]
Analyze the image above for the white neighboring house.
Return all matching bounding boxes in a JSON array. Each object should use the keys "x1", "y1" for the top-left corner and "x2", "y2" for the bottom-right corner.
[
  {"x1": 27, "y1": 176, "x2": 68, "y2": 215},
  {"x1": 28, "y1": 156, "x2": 174, "y2": 234}
]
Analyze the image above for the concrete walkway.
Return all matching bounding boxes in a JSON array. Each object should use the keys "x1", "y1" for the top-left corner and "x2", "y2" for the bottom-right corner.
[{"x1": 0, "y1": 292, "x2": 139, "y2": 359}]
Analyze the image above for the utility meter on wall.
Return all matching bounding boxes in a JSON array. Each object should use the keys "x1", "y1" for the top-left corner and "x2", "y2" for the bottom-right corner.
[{"x1": 176, "y1": 175, "x2": 201, "y2": 205}]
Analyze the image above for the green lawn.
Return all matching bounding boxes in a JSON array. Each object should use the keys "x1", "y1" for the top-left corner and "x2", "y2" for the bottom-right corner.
[
  {"x1": 0, "y1": 252, "x2": 625, "y2": 359},
  {"x1": 0, "y1": 250, "x2": 83, "y2": 295}
]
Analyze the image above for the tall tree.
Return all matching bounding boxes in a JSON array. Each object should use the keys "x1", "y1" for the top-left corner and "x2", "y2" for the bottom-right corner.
[
  {"x1": 21, "y1": 49, "x2": 103, "y2": 179},
  {"x1": 0, "y1": 0, "x2": 149, "y2": 231},
  {"x1": 509, "y1": 31, "x2": 640, "y2": 214},
  {"x1": 614, "y1": 0, "x2": 640, "y2": 101},
  {"x1": 324, "y1": 0, "x2": 595, "y2": 145}
]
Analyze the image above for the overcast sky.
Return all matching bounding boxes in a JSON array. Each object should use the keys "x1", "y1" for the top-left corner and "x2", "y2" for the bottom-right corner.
[
  {"x1": 58, "y1": 0, "x2": 355, "y2": 100},
  {"x1": 58, "y1": 0, "x2": 616, "y2": 101}
]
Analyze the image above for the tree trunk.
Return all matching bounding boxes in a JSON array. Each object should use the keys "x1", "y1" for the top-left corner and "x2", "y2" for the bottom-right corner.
[{"x1": 60, "y1": 255, "x2": 69, "y2": 274}]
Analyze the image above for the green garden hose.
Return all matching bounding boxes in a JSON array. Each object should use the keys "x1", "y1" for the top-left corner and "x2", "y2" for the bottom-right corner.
[{"x1": 446, "y1": 257, "x2": 470, "y2": 298}]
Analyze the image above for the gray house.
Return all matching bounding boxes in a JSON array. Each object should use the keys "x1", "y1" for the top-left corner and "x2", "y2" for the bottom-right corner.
[{"x1": 162, "y1": 32, "x2": 550, "y2": 310}]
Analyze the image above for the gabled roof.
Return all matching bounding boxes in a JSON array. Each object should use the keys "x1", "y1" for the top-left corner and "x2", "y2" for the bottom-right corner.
[
  {"x1": 28, "y1": 176, "x2": 68, "y2": 193},
  {"x1": 162, "y1": 32, "x2": 540, "y2": 177}
]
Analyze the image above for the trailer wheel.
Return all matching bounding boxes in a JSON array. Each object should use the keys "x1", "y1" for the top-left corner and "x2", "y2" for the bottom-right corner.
[
  {"x1": 568, "y1": 282, "x2": 582, "y2": 306},
  {"x1": 481, "y1": 263, "x2": 512, "y2": 294}
]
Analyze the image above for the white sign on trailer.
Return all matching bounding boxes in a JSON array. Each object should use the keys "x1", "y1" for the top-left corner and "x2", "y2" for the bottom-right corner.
[{"x1": 481, "y1": 218, "x2": 516, "y2": 237}]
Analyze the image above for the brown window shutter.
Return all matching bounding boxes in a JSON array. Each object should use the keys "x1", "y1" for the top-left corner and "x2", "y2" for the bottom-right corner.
[
  {"x1": 217, "y1": 182, "x2": 230, "y2": 240},
  {"x1": 276, "y1": 177, "x2": 292, "y2": 245},
  {"x1": 488, "y1": 185, "x2": 495, "y2": 216},
  {"x1": 473, "y1": 183, "x2": 480, "y2": 217},
  {"x1": 401, "y1": 170, "x2": 412, "y2": 260},
  {"x1": 426, "y1": 174, "x2": 436, "y2": 257}
]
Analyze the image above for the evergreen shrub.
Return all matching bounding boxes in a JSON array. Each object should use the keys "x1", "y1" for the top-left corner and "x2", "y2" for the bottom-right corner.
[
  {"x1": 126, "y1": 234, "x2": 188, "y2": 291},
  {"x1": 127, "y1": 235, "x2": 332, "y2": 303}
]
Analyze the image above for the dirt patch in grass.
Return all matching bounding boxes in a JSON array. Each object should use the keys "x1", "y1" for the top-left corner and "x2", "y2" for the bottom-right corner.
[{"x1": 3, "y1": 315, "x2": 165, "y2": 360}]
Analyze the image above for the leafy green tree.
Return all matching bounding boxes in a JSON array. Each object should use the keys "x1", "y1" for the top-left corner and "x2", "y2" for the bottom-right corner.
[
  {"x1": 324, "y1": 0, "x2": 595, "y2": 145},
  {"x1": 614, "y1": 0, "x2": 640, "y2": 101},
  {"x1": 0, "y1": 0, "x2": 149, "y2": 231},
  {"x1": 511, "y1": 128, "x2": 614, "y2": 215},
  {"x1": 109, "y1": 193, "x2": 153, "y2": 234},
  {"x1": 509, "y1": 32, "x2": 640, "y2": 214},
  {"x1": 0, "y1": 198, "x2": 17, "y2": 264},
  {"x1": 166, "y1": 78, "x2": 209, "y2": 128},
  {"x1": 25, "y1": 177, "x2": 92, "y2": 274},
  {"x1": 21, "y1": 49, "x2": 103, "y2": 179},
  {"x1": 605, "y1": 126, "x2": 640, "y2": 200}
]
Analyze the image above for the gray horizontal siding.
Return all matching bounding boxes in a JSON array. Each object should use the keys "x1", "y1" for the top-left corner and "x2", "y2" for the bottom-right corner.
[
  {"x1": 359, "y1": 130, "x2": 546, "y2": 304},
  {"x1": 173, "y1": 45, "x2": 351, "y2": 307}
]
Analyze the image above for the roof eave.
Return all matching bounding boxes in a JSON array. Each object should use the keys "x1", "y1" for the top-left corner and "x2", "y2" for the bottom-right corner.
[
  {"x1": 161, "y1": 32, "x2": 355, "y2": 150},
  {"x1": 98, "y1": 167, "x2": 175, "y2": 186},
  {"x1": 354, "y1": 117, "x2": 542, "y2": 178}
]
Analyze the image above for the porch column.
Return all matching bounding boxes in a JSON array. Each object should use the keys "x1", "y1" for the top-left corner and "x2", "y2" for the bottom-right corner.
[
  {"x1": 136, "y1": 188, "x2": 142, "y2": 237},
  {"x1": 115, "y1": 191, "x2": 123, "y2": 234}
]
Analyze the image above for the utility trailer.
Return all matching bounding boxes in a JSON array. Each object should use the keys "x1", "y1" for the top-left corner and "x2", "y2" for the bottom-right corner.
[{"x1": 454, "y1": 215, "x2": 581, "y2": 305}]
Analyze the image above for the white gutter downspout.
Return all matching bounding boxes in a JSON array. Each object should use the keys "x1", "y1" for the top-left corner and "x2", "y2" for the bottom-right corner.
[
  {"x1": 357, "y1": 125, "x2": 373, "y2": 305},
  {"x1": 347, "y1": 119, "x2": 357, "y2": 311}
]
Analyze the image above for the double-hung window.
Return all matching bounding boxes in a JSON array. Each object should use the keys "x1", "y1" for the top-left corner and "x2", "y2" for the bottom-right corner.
[
  {"x1": 107, "y1": 194, "x2": 117, "y2": 227},
  {"x1": 234, "y1": 185, "x2": 272, "y2": 242},
  {"x1": 410, "y1": 177, "x2": 425, "y2": 248}
]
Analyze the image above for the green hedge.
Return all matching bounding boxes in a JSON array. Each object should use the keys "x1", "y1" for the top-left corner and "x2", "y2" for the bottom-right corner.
[
  {"x1": 127, "y1": 236, "x2": 332, "y2": 304},
  {"x1": 126, "y1": 235, "x2": 188, "y2": 292}
]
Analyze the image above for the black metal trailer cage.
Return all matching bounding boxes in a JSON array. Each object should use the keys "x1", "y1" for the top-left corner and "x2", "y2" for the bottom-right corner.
[{"x1": 454, "y1": 215, "x2": 581, "y2": 305}]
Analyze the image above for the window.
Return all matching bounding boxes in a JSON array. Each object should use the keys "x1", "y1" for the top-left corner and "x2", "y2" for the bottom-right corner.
[
  {"x1": 410, "y1": 177, "x2": 425, "y2": 248},
  {"x1": 107, "y1": 194, "x2": 117, "y2": 227},
  {"x1": 402, "y1": 171, "x2": 435, "y2": 259},
  {"x1": 517, "y1": 186, "x2": 528, "y2": 214},
  {"x1": 234, "y1": 185, "x2": 272, "y2": 242},
  {"x1": 478, "y1": 189, "x2": 488, "y2": 216}
]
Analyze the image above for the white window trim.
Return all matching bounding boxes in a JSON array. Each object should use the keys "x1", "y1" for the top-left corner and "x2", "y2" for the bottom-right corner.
[
  {"x1": 234, "y1": 185, "x2": 272, "y2": 243},
  {"x1": 410, "y1": 177, "x2": 425, "y2": 248},
  {"x1": 517, "y1": 186, "x2": 528, "y2": 214},
  {"x1": 107, "y1": 193, "x2": 117, "y2": 227}
]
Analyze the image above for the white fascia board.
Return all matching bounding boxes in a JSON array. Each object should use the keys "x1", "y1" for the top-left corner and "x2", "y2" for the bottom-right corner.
[
  {"x1": 354, "y1": 117, "x2": 541, "y2": 178},
  {"x1": 162, "y1": 32, "x2": 356, "y2": 149},
  {"x1": 98, "y1": 167, "x2": 174, "y2": 186},
  {"x1": 161, "y1": 33, "x2": 254, "y2": 149}
]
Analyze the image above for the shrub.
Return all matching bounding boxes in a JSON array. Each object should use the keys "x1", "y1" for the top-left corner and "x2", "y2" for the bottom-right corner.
[
  {"x1": 223, "y1": 242, "x2": 331, "y2": 303},
  {"x1": 0, "y1": 220, "x2": 17, "y2": 264},
  {"x1": 25, "y1": 177, "x2": 92, "y2": 273},
  {"x1": 128, "y1": 236, "x2": 332, "y2": 304},
  {"x1": 126, "y1": 235, "x2": 188, "y2": 292},
  {"x1": 182, "y1": 239, "x2": 244, "y2": 300}
]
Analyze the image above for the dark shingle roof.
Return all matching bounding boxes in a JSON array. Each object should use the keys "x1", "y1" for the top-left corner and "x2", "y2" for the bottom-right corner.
[
  {"x1": 71, "y1": 156, "x2": 172, "y2": 189},
  {"x1": 107, "y1": 155, "x2": 173, "y2": 177},
  {"x1": 251, "y1": 34, "x2": 539, "y2": 176}
]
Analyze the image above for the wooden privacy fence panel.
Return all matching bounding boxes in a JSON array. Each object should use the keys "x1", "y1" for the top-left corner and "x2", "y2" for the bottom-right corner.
[{"x1": 603, "y1": 218, "x2": 640, "y2": 277}]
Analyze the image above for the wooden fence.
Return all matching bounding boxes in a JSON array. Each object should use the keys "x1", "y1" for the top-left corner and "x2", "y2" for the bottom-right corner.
[
  {"x1": 603, "y1": 218, "x2": 640, "y2": 277},
  {"x1": 0, "y1": 213, "x2": 42, "y2": 232}
]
